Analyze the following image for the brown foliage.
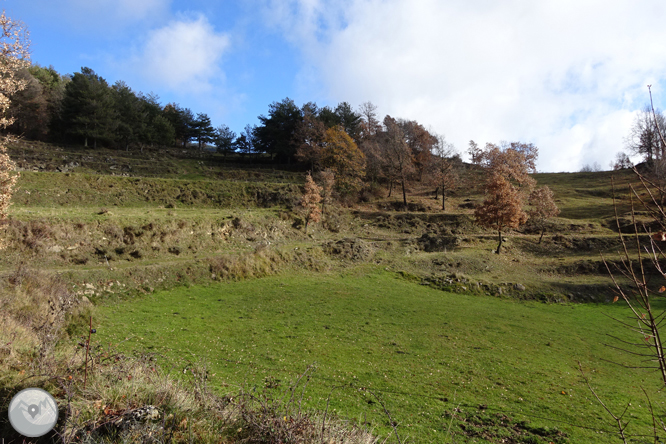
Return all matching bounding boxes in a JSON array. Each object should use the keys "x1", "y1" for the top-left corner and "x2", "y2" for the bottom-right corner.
[
  {"x1": 321, "y1": 126, "x2": 366, "y2": 196},
  {"x1": 399, "y1": 119, "x2": 437, "y2": 182},
  {"x1": 481, "y1": 142, "x2": 537, "y2": 189},
  {"x1": 299, "y1": 172, "x2": 322, "y2": 233},
  {"x1": 475, "y1": 174, "x2": 528, "y2": 254}
]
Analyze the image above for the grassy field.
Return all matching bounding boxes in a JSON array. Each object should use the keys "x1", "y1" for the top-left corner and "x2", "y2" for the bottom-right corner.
[
  {"x1": 97, "y1": 267, "x2": 661, "y2": 443},
  {"x1": 2, "y1": 142, "x2": 664, "y2": 442}
]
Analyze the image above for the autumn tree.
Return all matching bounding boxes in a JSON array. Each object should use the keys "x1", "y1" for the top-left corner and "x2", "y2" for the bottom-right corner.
[
  {"x1": 481, "y1": 142, "x2": 537, "y2": 189},
  {"x1": 321, "y1": 126, "x2": 366, "y2": 196},
  {"x1": 399, "y1": 119, "x2": 437, "y2": 182},
  {"x1": 298, "y1": 172, "x2": 322, "y2": 234},
  {"x1": 474, "y1": 142, "x2": 538, "y2": 253},
  {"x1": 475, "y1": 174, "x2": 528, "y2": 254},
  {"x1": 0, "y1": 11, "x2": 29, "y2": 247},
  {"x1": 527, "y1": 186, "x2": 560, "y2": 244}
]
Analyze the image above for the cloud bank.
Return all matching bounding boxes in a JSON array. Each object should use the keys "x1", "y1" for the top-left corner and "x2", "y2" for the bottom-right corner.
[
  {"x1": 261, "y1": 0, "x2": 666, "y2": 171},
  {"x1": 136, "y1": 15, "x2": 231, "y2": 94}
]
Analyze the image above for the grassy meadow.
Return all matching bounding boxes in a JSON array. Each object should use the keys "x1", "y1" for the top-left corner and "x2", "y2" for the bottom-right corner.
[
  {"x1": 1, "y1": 142, "x2": 664, "y2": 443},
  {"x1": 97, "y1": 268, "x2": 662, "y2": 443}
]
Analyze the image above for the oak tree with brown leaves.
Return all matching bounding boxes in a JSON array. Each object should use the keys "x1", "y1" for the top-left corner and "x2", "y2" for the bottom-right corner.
[
  {"x1": 299, "y1": 172, "x2": 322, "y2": 234},
  {"x1": 475, "y1": 174, "x2": 528, "y2": 254},
  {"x1": 475, "y1": 142, "x2": 538, "y2": 254},
  {"x1": 528, "y1": 186, "x2": 560, "y2": 244},
  {"x1": 321, "y1": 126, "x2": 365, "y2": 196},
  {"x1": 0, "y1": 11, "x2": 29, "y2": 248}
]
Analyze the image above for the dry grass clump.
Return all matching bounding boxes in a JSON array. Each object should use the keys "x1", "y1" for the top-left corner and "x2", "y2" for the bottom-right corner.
[
  {"x1": 14, "y1": 350, "x2": 377, "y2": 444},
  {"x1": 234, "y1": 391, "x2": 377, "y2": 444},
  {"x1": 208, "y1": 247, "x2": 290, "y2": 281},
  {"x1": 0, "y1": 265, "x2": 90, "y2": 373}
]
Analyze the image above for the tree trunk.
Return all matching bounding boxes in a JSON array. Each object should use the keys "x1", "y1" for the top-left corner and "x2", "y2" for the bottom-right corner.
[
  {"x1": 304, "y1": 219, "x2": 309, "y2": 234},
  {"x1": 401, "y1": 179, "x2": 407, "y2": 207},
  {"x1": 442, "y1": 188, "x2": 446, "y2": 211},
  {"x1": 388, "y1": 180, "x2": 393, "y2": 197},
  {"x1": 538, "y1": 227, "x2": 545, "y2": 244},
  {"x1": 496, "y1": 229, "x2": 503, "y2": 254},
  {"x1": 434, "y1": 186, "x2": 439, "y2": 200}
]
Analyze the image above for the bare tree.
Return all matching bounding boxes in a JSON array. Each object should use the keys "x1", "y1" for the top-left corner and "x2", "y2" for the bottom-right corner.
[
  {"x1": 381, "y1": 116, "x2": 415, "y2": 207},
  {"x1": 611, "y1": 152, "x2": 634, "y2": 170},
  {"x1": 431, "y1": 135, "x2": 459, "y2": 211},
  {"x1": 625, "y1": 105, "x2": 666, "y2": 163},
  {"x1": 527, "y1": 186, "x2": 559, "y2": 243}
]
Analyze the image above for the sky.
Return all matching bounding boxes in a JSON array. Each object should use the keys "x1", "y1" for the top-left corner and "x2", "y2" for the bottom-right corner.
[{"x1": 7, "y1": 0, "x2": 666, "y2": 172}]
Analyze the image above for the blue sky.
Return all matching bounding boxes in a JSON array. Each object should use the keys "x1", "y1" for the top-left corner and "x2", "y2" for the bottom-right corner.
[{"x1": 7, "y1": 0, "x2": 666, "y2": 172}]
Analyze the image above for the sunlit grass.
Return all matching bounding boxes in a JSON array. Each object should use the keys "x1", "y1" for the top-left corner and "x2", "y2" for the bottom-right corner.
[{"x1": 98, "y1": 268, "x2": 660, "y2": 443}]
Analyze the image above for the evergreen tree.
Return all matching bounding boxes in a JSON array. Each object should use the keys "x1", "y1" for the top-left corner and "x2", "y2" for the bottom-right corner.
[
  {"x1": 334, "y1": 101, "x2": 362, "y2": 141},
  {"x1": 192, "y1": 113, "x2": 215, "y2": 150},
  {"x1": 215, "y1": 124, "x2": 236, "y2": 156},
  {"x1": 61, "y1": 67, "x2": 116, "y2": 148},
  {"x1": 254, "y1": 98, "x2": 302, "y2": 162},
  {"x1": 164, "y1": 103, "x2": 195, "y2": 147},
  {"x1": 112, "y1": 80, "x2": 143, "y2": 151}
]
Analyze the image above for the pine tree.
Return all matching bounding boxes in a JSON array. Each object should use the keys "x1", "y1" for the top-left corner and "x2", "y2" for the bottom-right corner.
[{"x1": 61, "y1": 67, "x2": 117, "y2": 148}]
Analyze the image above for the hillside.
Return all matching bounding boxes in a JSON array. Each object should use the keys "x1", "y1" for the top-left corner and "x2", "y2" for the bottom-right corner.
[
  {"x1": 0, "y1": 141, "x2": 656, "y2": 443},
  {"x1": 3, "y1": 140, "x2": 639, "y2": 303}
]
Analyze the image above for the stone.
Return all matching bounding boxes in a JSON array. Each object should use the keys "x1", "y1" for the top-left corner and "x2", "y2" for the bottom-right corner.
[{"x1": 514, "y1": 283, "x2": 526, "y2": 291}]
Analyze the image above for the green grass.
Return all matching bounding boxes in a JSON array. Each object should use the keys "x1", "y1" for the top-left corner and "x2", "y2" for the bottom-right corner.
[
  {"x1": 97, "y1": 268, "x2": 661, "y2": 443},
  {"x1": 11, "y1": 171, "x2": 301, "y2": 209}
]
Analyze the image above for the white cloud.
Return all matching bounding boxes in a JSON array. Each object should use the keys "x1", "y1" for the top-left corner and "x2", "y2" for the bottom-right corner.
[
  {"x1": 261, "y1": 0, "x2": 666, "y2": 171},
  {"x1": 137, "y1": 15, "x2": 231, "y2": 94}
]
